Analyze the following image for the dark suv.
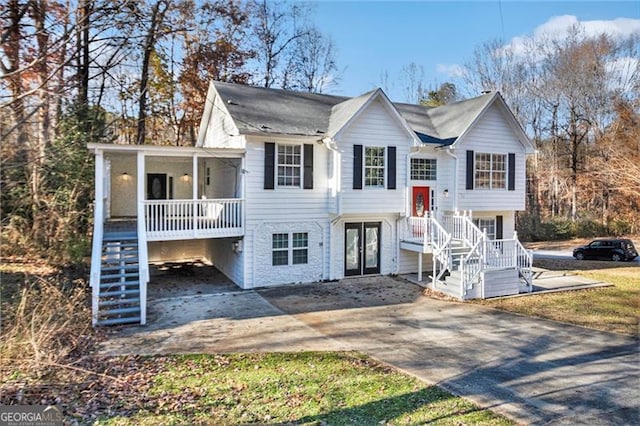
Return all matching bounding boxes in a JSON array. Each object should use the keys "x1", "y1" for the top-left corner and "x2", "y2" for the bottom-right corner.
[{"x1": 573, "y1": 239, "x2": 638, "y2": 261}]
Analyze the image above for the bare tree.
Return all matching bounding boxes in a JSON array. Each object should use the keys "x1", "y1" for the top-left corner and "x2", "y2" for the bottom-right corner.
[
  {"x1": 249, "y1": 0, "x2": 308, "y2": 88},
  {"x1": 399, "y1": 62, "x2": 426, "y2": 104},
  {"x1": 285, "y1": 26, "x2": 339, "y2": 93}
]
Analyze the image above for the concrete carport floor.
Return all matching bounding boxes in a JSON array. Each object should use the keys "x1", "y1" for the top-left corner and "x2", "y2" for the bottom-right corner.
[{"x1": 101, "y1": 276, "x2": 639, "y2": 426}]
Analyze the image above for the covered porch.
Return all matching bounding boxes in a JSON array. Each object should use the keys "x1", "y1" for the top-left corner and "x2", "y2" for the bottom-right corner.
[{"x1": 90, "y1": 143, "x2": 246, "y2": 241}]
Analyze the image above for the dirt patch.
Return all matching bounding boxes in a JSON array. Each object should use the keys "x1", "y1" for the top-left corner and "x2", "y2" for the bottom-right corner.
[
  {"x1": 148, "y1": 261, "x2": 240, "y2": 299},
  {"x1": 534, "y1": 257, "x2": 639, "y2": 272},
  {"x1": 524, "y1": 236, "x2": 640, "y2": 251}
]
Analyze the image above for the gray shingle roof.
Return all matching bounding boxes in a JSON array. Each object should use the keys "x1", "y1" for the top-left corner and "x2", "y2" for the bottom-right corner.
[{"x1": 212, "y1": 81, "x2": 495, "y2": 145}]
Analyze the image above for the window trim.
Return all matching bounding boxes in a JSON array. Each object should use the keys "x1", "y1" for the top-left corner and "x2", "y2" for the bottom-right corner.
[
  {"x1": 473, "y1": 217, "x2": 497, "y2": 240},
  {"x1": 474, "y1": 152, "x2": 507, "y2": 190},
  {"x1": 364, "y1": 146, "x2": 386, "y2": 188},
  {"x1": 410, "y1": 157, "x2": 437, "y2": 181},
  {"x1": 272, "y1": 232, "x2": 309, "y2": 266},
  {"x1": 276, "y1": 143, "x2": 302, "y2": 188}
]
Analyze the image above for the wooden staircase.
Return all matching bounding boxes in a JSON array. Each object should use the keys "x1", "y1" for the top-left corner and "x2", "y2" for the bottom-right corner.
[{"x1": 96, "y1": 231, "x2": 142, "y2": 325}]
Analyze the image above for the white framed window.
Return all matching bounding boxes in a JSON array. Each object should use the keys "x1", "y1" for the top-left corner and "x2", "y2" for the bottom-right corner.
[
  {"x1": 292, "y1": 232, "x2": 308, "y2": 265},
  {"x1": 473, "y1": 218, "x2": 496, "y2": 240},
  {"x1": 475, "y1": 153, "x2": 506, "y2": 189},
  {"x1": 272, "y1": 232, "x2": 308, "y2": 266},
  {"x1": 272, "y1": 233, "x2": 289, "y2": 266},
  {"x1": 411, "y1": 158, "x2": 437, "y2": 180},
  {"x1": 365, "y1": 147, "x2": 385, "y2": 187},
  {"x1": 277, "y1": 144, "x2": 301, "y2": 187}
]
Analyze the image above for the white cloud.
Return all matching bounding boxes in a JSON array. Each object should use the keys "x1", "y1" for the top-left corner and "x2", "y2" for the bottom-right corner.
[
  {"x1": 436, "y1": 63, "x2": 466, "y2": 78},
  {"x1": 505, "y1": 15, "x2": 640, "y2": 56}
]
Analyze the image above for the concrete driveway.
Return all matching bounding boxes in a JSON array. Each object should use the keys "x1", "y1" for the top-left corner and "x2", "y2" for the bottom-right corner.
[{"x1": 101, "y1": 276, "x2": 639, "y2": 425}]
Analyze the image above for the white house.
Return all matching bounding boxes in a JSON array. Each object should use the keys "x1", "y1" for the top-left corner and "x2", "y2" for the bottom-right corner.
[{"x1": 88, "y1": 81, "x2": 535, "y2": 326}]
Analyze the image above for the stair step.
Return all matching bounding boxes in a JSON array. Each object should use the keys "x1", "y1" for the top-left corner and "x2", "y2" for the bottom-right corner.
[
  {"x1": 100, "y1": 281, "x2": 139, "y2": 296},
  {"x1": 100, "y1": 289, "x2": 140, "y2": 297},
  {"x1": 102, "y1": 247, "x2": 139, "y2": 256},
  {"x1": 103, "y1": 232, "x2": 137, "y2": 241},
  {"x1": 100, "y1": 272, "x2": 139, "y2": 280},
  {"x1": 103, "y1": 242, "x2": 138, "y2": 250},
  {"x1": 102, "y1": 256, "x2": 139, "y2": 263},
  {"x1": 99, "y1": 298, "x2": 141, "y2": 307},
  {"x1": 100, "y1": 281, "x2": 139, "y2": 289},
  {"x1": 100, "y1": 265, "x2": 139, "y2": 273},
  {"x1": 96, "y1": 316, "x2": 141, "y2": 326},
  {"x1": 100, "y1": 306, "x2": 141, "y2": 316}
]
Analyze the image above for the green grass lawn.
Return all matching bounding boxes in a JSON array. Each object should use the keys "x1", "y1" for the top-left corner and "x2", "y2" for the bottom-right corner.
[
  {"x1": 98, "y1": 352, "x2": 512, "y2": 425},
  {"x1": 480, "y1": 267, "x2": 639, "y2": 336}
]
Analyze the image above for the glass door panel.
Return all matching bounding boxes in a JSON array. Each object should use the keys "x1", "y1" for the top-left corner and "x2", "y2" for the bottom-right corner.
[{"x1": 345, "y1": 224, "x2": 361, "y2": 276}]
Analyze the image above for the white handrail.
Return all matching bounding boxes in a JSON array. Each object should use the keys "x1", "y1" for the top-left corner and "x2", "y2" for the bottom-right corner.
[
  {"x1": 89, "y1": 205, "x2": 103, "y2": 327},
  {"x1": 515, "y1": 237, "x2": 533, "y2": 288},
  {"x1": 144, "y1": 198, "x2": 244, "y2": 238},
  {"x1": 430, "y1": 216, "x2": 452, "y2": 285}
]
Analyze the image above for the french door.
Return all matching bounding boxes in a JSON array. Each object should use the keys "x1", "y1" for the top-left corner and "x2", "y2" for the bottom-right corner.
[{"x1": 345, "y1": 222, "x2": 381, "y2": 276}]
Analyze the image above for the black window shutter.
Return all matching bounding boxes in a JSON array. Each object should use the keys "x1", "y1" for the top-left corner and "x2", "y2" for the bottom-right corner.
[
  {"x1": 387, "y1": 146, "x2": 396, "y2": 189},
  {"x1": 353, "y1": 144, "x2": 363, "y2": 190},
  {"x1": 496, "y1": 215, "x2": 503, "y2": 240},
  {"x1": 508, "y1": 153, "x2": 516, "y2": 191},
  {"x1": 303, "y1": 144, "x2": 314, "y2": 189},
  {"x1": 466, "y1": 150, "x2": 474, "y2": 190},
  {"x1": 264, "y1": 142, "x2": 275, "y2": 190}
]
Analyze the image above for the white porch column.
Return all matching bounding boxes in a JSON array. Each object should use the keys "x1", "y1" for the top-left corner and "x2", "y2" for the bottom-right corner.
[
  {"x1": 137, "y1": 152, "x2": 145, "y2": 225},
  {"x1": 136, "y1": 151, "x2": 147, "y2": 325},
  {"x1": 418, "y1": 253, "x2": 423, "y2": 282},
  {"x1": 192, "y1": 154, "x2": 198, "y2": 199},
  {"x1": 192, "y1": 154, "x2": 198, "y2": 236}
]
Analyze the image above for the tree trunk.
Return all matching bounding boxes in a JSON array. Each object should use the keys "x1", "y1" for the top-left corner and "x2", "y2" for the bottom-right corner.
[{"x1": 137, "y1": 1, "x2": 167, "y2": 145}]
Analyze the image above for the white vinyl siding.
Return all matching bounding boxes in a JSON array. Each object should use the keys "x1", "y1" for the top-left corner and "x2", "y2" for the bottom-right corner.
[
  {"x1": 242, "y1": 137, "x2": 331, "y2": 287},
  {"x1": 339, "y1": 98, "x2": 411, "y2": 214},
  {"x1": 207, "y1": 237, "x2": 245, "y2": 288},
  {"x1": 457, "y1": 103, "x2": 527, "y2": 211},
  {"x1": 201, "y1": 90, "x2": 244, "y2": 149}
]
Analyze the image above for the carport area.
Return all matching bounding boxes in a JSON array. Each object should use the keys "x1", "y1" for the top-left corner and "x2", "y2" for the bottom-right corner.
[{"x1": 147, "y1": 261, "x2": 240, "y2": 301}]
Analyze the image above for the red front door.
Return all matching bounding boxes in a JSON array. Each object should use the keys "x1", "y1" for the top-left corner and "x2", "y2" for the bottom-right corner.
[{"x1": 412, "y1": 186, "x2": 430, "y2": 217}]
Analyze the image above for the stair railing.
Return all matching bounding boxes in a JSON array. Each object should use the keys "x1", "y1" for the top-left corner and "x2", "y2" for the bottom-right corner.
[
  {"x1": 514, "y1": 232, "x2": 533, "y2": 289},
  {"x1": 429, "y1": 216, "x2": 452, "y2": 285},
  {"x1": 90, "y1": 214, "x2": 103, "y2": 327},
  {"x1": 460, "y1": 229, "x2": 487, "y2": 296}
]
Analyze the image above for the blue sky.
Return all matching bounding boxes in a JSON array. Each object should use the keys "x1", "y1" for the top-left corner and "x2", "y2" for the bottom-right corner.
[{"x1": 310, "y1": 1, "x2": 640, "y2": 100}]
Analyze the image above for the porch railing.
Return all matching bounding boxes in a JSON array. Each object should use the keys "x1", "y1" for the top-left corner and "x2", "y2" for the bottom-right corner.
[{"x1": 144, "y1": 198, "x2": 244, "y2": 240}]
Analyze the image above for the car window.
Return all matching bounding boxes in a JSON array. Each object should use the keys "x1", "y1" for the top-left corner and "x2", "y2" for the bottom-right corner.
[{"x1": 590, "y1": 241, "x2": 601, "y2": 247}]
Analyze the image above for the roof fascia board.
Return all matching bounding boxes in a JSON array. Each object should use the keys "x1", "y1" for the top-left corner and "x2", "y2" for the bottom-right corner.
[
  {"x1": 242, "y1": 132, "x2": 321, "y2": 142},
  {"x1": 333, "y1": 89, "x2": 422, "y2": 145},
  {"x1": 494, "y1": 94, "x2": 536, "y2": 153},
  {"x1": 87, "y1": 143, "x2": 244, "y2": 158}
]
